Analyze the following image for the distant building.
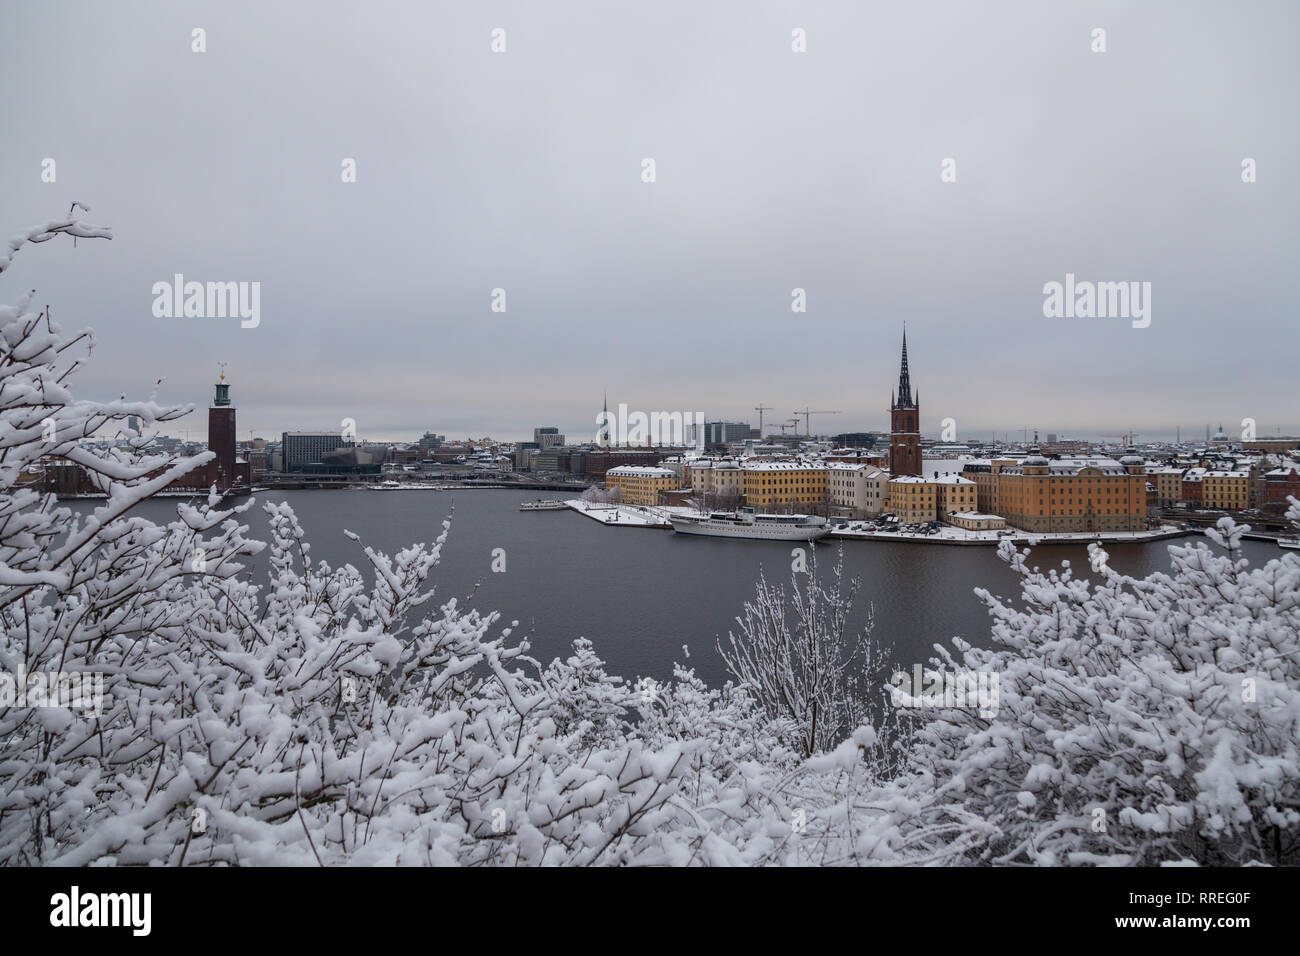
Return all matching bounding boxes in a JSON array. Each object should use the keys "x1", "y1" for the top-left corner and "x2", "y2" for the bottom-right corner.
[
  {"x1": 534, "y1": 427, "x2": 565, "y2": 449},
  {"x1": 743, "y1": 461, "x2": 829, "y2": 514},
  {"x1": 996, "y1": 448, "x2": 1147, "y2": 532},
  {"x1": 281, "y1": 431, "x2": 348, "y2": 471},
  {"x1": 203, "y1": 376, "x2": 237, "y2": 488},
  {"x1": 960, "y1": 458, "x2": 1018, "y2": 514},
  {"x1": 827, "y1": 462, "x2": 888, "y2": 518},
  {"x1": 1181, "y1": 467, "x2": 1205, "y2": 507},
  {"x1": 1261, "y1": 468, "x2": 1300, "y2": 514},
  {"x1": 583, "y1": 448, "x2": 673, "y2": 476},
  {"x1": 1201, "y1": 471, "x2": 1250, "y2": 511},
  {"x1": 604, "y1": 465, "x2": 681, "y2": 505},
  {"x1": 889, "y1": 330, "x2": 923, "y2": 477},
  {"x1": 157, "y1": 374, "x2": 249, "y2": 491},
  {"x1": 1150, "y1": 466, "x2": 1186, "y2": 507},
  {"x1": 1244, "y1": 438, "x2": 1300, "y2": 454},
  {"x1": 514, "y1": 442, "x2": 539, "y2": 470},
  {"x1": 887, "y1": 476, "x2": 938, "y2": 523},
  {"x1": 694, "y1": 421, "x2": 754, "y2": 448},
  {"x1": 832, "y1": 432, "x2": 879, "y2": 449},
  {"x1": 935, "y1": 473, "x2": 978, "y2": 518},
  {"x1": 686, "y1": 458, "x2": 746, "y2": 509},
  {"x1": 949, "y1": 512, "x2": 1006, "y2": 531}
]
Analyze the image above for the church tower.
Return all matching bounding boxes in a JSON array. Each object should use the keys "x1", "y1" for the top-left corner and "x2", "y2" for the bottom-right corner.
[
  {"x1": 889, "y1": 329, "x2": 922, "y2": 477},
  {"x1": 208, "y1": 368, "x2": 237, "y2": 489},
  {"x1": 598, "y1": 390, "x2": 611, "y2": 446}
]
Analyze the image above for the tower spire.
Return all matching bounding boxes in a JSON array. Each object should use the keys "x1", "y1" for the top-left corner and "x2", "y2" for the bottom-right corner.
[
  {"x1": 213, "y1": 363, "x2": 231, "y2": 407},
  {"x1": 896, "y1": 327, "x2": 914, "y2": 408}
]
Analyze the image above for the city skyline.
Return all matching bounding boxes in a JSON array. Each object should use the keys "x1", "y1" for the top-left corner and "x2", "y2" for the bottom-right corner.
[{"x1": 137, "y1": 363, "x2": 1294, "y2": 448}]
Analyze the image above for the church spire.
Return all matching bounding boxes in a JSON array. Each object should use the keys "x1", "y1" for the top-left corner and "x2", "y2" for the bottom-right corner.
[{"x1": 896, "y1": 327, "x2": 914, "y2": 408}]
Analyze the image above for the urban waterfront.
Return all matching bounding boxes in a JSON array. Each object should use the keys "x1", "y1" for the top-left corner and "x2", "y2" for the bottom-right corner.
[
  {"x1": 6, "y1": 0, "x2": 1298, "y2": 891},
  {"x1": 84, "y1": 489, "x2": 1281, "y2": 689}
]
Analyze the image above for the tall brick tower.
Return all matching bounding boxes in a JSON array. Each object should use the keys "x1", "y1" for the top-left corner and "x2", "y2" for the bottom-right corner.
[
  {"x1": 208, "y1": 370, "x2": 237, "y2": 489},
  {"x1": 889, "y1": 329, "x2": 922, "y2": 477}
]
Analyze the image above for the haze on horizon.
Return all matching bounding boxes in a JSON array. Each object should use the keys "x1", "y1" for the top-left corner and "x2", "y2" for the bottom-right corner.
[{"x1": 2, "y1": 1, "x2": 1296, "y2": 445}]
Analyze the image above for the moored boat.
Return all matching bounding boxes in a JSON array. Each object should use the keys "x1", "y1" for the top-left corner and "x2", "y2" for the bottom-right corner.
[{"x1": 669, "y1": 509, "x2": 829, "y2": 541}]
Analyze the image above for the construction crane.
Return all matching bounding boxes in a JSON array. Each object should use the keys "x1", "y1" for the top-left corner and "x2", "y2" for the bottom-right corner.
[
  {"x1": 754, "y1": 404, "x2": 773, "y2": 437},
  {"x1": 776, "y1": 419, "x2": 800, "y2": 437},
  {"x1": 793, "y1": 408, "x2": 842, "y2": 438}
]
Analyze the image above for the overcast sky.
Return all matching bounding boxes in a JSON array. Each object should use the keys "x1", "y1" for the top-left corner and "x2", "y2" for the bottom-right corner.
[{"x1": 3, "y1": 1, "x2": 1296, "y2": 444}]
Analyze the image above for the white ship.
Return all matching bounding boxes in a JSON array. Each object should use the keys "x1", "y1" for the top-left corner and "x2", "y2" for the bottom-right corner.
[
  {"x1": 520, "y1": 499, "x2": 569, "y2": 511},
  {"x1": 669, "y1": 509, "x2": 830, "y2": 541},
  {"x1": 1279, "y1": 537, "x2": 1300, "y2": 550}
]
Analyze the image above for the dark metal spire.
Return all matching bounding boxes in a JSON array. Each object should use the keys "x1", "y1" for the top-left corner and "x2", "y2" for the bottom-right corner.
[{"x1": 896, "y1": 328, "x2": 914, "y2": 408}]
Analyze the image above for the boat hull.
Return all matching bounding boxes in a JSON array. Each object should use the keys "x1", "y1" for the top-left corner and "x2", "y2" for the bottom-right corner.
[{"x1": 669, "y1": 516, "x2": 830, "y2": 541}]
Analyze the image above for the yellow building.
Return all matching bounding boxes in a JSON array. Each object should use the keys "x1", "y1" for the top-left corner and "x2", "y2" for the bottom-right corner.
[
  {"x1": 685, "y1": 458, "x2": 746, "y2": 507},
  {"x1": 1151, "y1": 467, "x2": 1185, "y2": 507},
  {"x1": 1201, "y1": 470, "x2": 1250, "y2": 511},
  {"x1": 604, "y1": 465, "x2": 681, "y2": 506},
  {"x1": 887, "y1": 476, "x2": 939, "y2": 522},
  {"x1": 743, "y1": 461, "x2": 829, "y2": 513},
  {"x1": 936, "y1": 474, "x2": 977, "y2": 519},
  {"x1": 995, "y1": 452, "x2": 1147, "y2": 533},
  {"x1": 959, "y1": 459, "x2": 1016, "y2": 513}
]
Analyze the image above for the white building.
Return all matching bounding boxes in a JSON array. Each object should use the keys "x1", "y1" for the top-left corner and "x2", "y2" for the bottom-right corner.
[{"x1": 827, "y1": 462, "x2": 889, "y2": 518}]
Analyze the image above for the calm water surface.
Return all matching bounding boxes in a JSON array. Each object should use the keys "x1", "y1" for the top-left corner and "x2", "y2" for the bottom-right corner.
[{"x1": 78, "y1": 489, "x2": 1281, "y2": 687}]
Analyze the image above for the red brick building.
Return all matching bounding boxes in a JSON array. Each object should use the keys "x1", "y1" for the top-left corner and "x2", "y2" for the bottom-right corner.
[
  {"x1": 168, "y1": 375, "x2": 250, "y2": 491},
  {"x1": 1261, "y1": 468, "x2": 1300, "y2": 514},
  {"x1": 889, "y1": 330, "x2": 922, "y2": 477}
]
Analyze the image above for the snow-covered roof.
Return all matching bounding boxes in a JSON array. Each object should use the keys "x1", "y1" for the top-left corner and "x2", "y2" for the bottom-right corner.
[
  {"x1": 827, "y1": 462, "x2": 885, "y2": 475},
  {"x1": 745, "y1": 461, "x2": 828, "y2": 472},
  {"x1": 606, "y1": 466, "x2": 677, "y2": 478}
]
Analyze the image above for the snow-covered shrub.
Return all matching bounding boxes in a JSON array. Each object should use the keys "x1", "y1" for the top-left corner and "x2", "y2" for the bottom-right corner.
[
  {"x1": 888, "y1": 517, "x2": 1300, "y2": 865},
  {"x1": 717, "y1": 545, "x2": 898, "y2": 759},
  {"x1": 1, "y1": 213, "x2": 867, "y2": 866}
]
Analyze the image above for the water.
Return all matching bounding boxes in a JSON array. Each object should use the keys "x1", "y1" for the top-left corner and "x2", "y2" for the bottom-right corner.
[{"x1": 72, "y1": 489, "x2": 1282, "y2": 687}]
